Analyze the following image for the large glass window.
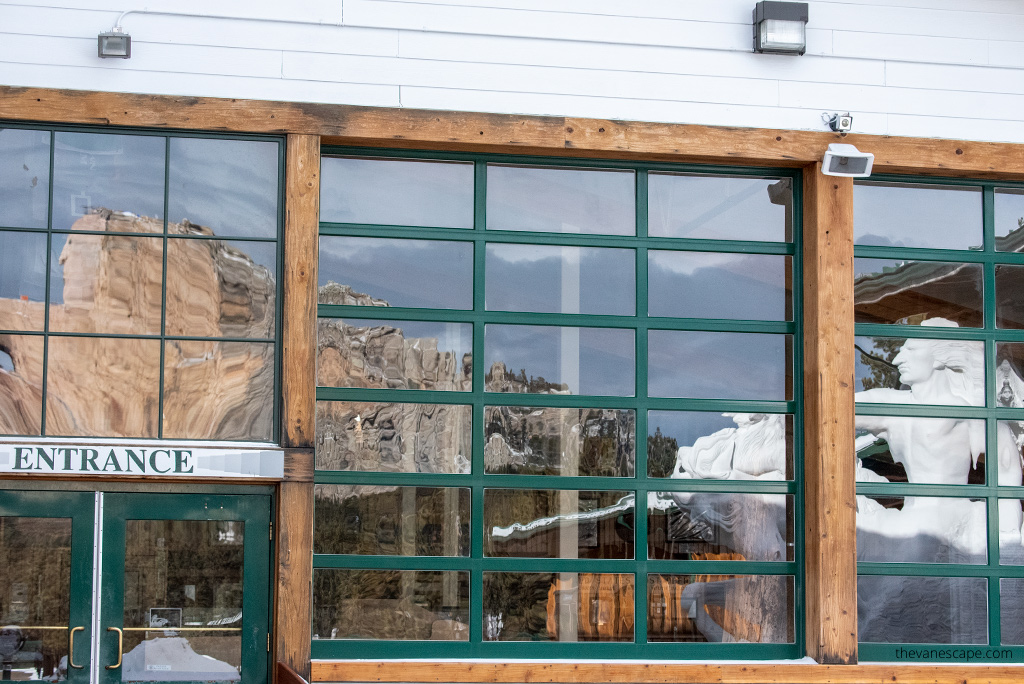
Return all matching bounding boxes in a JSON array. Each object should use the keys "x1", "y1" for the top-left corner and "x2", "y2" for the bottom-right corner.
[
  {"x1": 854, "y1": 179, "x2": 1024, "y2": 660},
  {"x1": 314, "y1": 152, "x2": 801, "y2": 659},
  {"x1": 0, "y1": 126, "x2": 282, "y2": 441}
]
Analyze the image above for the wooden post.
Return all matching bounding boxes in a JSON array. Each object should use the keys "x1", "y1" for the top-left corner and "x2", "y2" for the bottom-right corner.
[
  {"x1": 276, "y1": 133, "x2": 320, "y2": 679},
  {"x1": 802, "y1": 163, "x2": 858, "y2": 664}
]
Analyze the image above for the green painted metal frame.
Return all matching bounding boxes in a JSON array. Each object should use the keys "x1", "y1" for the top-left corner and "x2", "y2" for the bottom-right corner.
[
  {"x1": 854, "y1": 174, "x2": 1024, "y2": 662},
  {"x1": 312, "y1": 147, "x2": 804, "y2": 659},
  {"x1": 0, "y1": 122, "x2": 287, "y2": 443}
]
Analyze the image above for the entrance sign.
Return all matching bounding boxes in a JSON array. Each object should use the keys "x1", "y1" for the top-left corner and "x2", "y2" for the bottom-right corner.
[{"x1": 0, "y1": 444, "x2": 284, "y2": 479}]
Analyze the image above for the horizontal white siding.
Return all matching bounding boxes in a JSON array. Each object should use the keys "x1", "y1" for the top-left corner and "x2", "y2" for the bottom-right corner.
[{"x1": 2, "y1": 0, "x2": 1024, "y2": 143}]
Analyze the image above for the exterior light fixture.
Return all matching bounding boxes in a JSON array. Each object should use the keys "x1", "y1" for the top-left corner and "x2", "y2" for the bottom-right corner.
[
  {"x1": 753, "y1": 1, "x2": 808, "y2": 55},
  {"x1": 822, "y1": 144, "x2": 874, "y2": 178},
  {"x1": 98, "y1": 26, "x2": 131, "y2": 58}
]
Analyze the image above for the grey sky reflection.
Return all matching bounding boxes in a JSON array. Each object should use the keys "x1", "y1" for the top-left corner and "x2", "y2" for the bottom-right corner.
[
  {"x1": 854, "y1": 182, "x2": 981, "y2": 250},
  {"x1": 0, "y1": 231, "x2": 47, "y2": 302},
  {"x1": 995, "y1": 189, "x2": 1024, "y2": 248},
  {"x1": 648, "y1": 175, "x2": 790, "y2": 242},
  {"x1": 0, "y1": 128, "x2": 50, "y2": 229}
]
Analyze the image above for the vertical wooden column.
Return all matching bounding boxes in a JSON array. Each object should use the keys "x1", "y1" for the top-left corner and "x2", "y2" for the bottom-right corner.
[
  {"x1": 277, "y1": 133, "x2": 319, "y2": 680},
  {"x1": 802, "y1": 163, "x2": 858, "y2": 664}
]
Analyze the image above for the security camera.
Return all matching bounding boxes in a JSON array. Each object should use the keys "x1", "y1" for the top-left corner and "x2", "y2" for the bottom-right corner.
[
  {"x1": 822, "y1": 143, "x2": 874, "y2": 178},
  {"x1": 826, "y1": 112, "x2": 853, "y2": 132}
]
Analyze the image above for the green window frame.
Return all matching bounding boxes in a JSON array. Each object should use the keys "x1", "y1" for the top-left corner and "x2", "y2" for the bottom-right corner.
[
  {"x1": 854, "y1": 175, "x2": 1024, "y2": 661},
  {"x1": 313, "y1": 148, "x2": 803, "y2": 659}
]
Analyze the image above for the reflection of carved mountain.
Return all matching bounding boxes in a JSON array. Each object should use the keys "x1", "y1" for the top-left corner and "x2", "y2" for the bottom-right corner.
[
  {"x1": 318, "y1": 281, "x2": 389, "y2": 307},
  {"x1": 484, "y1": 361, "x2": 568, "y2": 394}
]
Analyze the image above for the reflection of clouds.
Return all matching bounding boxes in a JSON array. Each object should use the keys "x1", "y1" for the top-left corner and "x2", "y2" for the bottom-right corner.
[
  {"x1": 649, "y1": 331, "x2": 787, "y2": 400},
  {"x1": 649, "y1": 175, "x2": 788, "y2": 242},
  {"x1": 854, "y1": 182, "x2": 982, "y2": 250},
  {"x1": 648, "y1": 252, "x2": 787, "y2": 320},
  {"x1": 0, "y1": 128, "x2": 50, "y2": 229},
  {"x1": 488, "y1": 243, "x2": 579, "y2": 265}
]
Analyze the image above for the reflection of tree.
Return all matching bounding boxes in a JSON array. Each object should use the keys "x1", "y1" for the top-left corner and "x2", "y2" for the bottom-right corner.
[
  {"x1": 856, "y1": 338, "x2": 903, "y2": 391},
  {"x1": 647, "y1": 427, "x2": 679, "y2": 478}
]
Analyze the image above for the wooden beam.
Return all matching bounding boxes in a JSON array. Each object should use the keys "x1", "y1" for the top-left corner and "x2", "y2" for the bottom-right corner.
[
  {"x1": 802, "y1": 166, "x2": 857, "y2": 664},
  {"x1": 3, "y1": 86, "x2": 1024, "y2": 178},
  {"x1": 276, "y1": 480, "x2": 314, "y2": 681}
]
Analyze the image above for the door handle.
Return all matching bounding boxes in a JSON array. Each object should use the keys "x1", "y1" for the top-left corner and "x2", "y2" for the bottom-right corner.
[
  {"x1": 105, "y1": 627, "x2": 123, "y2": 670},
  {"x1": 68, "y1": 626, "x2": 85, "y2": 669}
]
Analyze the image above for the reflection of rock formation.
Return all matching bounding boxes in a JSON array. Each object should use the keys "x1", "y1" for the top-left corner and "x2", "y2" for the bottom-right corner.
[
  {"x1": 484, "y1": 361, "x2": 569, "y2": 394},
  {"x1": 318, "y1": 281, "x2": 389, "y2": 307}
]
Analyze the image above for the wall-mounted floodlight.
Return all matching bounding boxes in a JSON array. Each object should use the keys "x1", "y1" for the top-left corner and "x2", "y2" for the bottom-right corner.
[
  {"x1": 822, "y1": 144, "x2": 874, "y2": 178},
  {"x1": 98, "y1": 26, "x2": 131, "y2": 58},
  {"x1": 753, "y1": 1, "x2": 808, "y2": 55}
]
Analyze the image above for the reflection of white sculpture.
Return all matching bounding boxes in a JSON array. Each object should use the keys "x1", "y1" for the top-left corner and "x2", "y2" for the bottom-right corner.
[{"x1": 673, "y1": 413, "x2": 786, "y2": 481}]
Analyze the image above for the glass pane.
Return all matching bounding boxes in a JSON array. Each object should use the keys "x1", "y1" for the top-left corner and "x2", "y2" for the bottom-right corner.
[
  {"x1": 648, "y1": 411, "x2": 793, "y2": 480},
  {"x1": 995, "y1": 188, "x2": 1024, "y2": 253},
  {"x1": 649, "y1": 493, "x2": 793, "y2": 561},
  {"x1": 320, "y1": 157, "x2": 473, "y2": 229},
  {"x1": 163, "y1": 341, "x2": 274, "y2": 441},
  {"x1": 648, "y1": 331, "x2": 791, "y2": 400},
  {"x1": 0, "y1": 231, "x2": 47, "y2": 331},
  {"x1": 318, "y1": 318, "x2": 472, "y2": 391},
  {"x1": 314, "y1": 485, "x2": 469, "y2": 556},
  {"x1": 48, "y1": 233, "x2": 164, "y2": 335},
  {"x1": 998, "y1": 421, "x2": 1024, "y2": 488},
  {"x1": 647, "y1": 574, "x2": 793, "y2": 643},
  {"x1": 996, "y1": 264, "x2": 1024, "y2": 329},
  {"x1": 854, "y1": 258, "x2": 983, "y2": 328},
  {"x1": 165, "y1": 238, "x2": 277, "y2": 338},
  {"x1": 1000, "y1": 499, "x2": 1024, "y2": 565},
  {"x1": 857, "y1": 575, "x2": 987, "y2": 644},
  {"x1": 857, "y1": 496, "x2": 987, "y2": 564},
  {"x1": 486, "y1": 244, "x2": 634, "y2": 315},
  {"x1": 319, "y1": 236, "x2": 472, "y2": 309},
  {"x1": 122, "y1": 519, "x2": 244, "y2": 681},
  {"x1": 168, "y1": 137, "x2": 278, "y2": 239},
  {"x1": 482, "y1": 572, "x2": 634, "y2": 642},
  {"x1": 313, "y1": 569, "x2": 469, "y2": 641},
  {"x1": 484, "y1": 406, "x2": 635, "y2": 477},
  {"x1": 484, "y1": 325, "x2": 634, "y2": 396},
  {"x1": 648, "y1": 175, "x2": 792, "y2": 242},
  {"x1": 855, "y1": 334, "x2": 984, "y2": 407},
  {"x1": 316, "y1": 401, "x2": 472, "y2": 473},
  {"x1": 855, "y1": 416, "x2": 986, "y2": 485},
  {"x1": 0, "y1": 334, "x2": 44, "y2": 436},
  {"x1": 487, "y1": 165, "x2": 634, "y2": 236},
  {"x1": 1000, "y1": 578, "x2": 1024, "y2": 644},
  {"x1": 52, "y1": 132, "x2": 165, "y2": 232},
  {"x1": 0, "y1": 128, "x2": 49, "y2": 229},
  {"x1": 45, "y1": 337, "x2": 160, "y2": 437},
  {"x1": 997, "y1": 343, "x2": 1024, "y2": 412},
  {"x1": 854, "y1": 182, "x2": 982, "y2": 250},
  {"x1": 649, "y1": 251, "x2": 790, "y2": 321},
  {"x1": 0, "y1": 516, "x2": 71, "y2": 681},
  {"x1": 484, "y1": 489, "x2": 633, "y2": 559}
]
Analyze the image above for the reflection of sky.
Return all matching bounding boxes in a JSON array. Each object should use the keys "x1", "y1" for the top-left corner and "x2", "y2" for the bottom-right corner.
[
  {"x1": 995, "y1": 189, "x2": 1024, "y2": 243},
  {"x1": 485, "y1": 324, "x2": 635, "y2": 396},
  {"x1": 648, "y1": 410, "x2": 745, "y2": 448},
  {"x1": 854, "y1": 182, "x2": 981, "y2": 250},
  {"x1": 486, "y1": 244, "x2": 634, "y2": 315},
  {"x1": 648, "y1": 175, "x2": 789, "y2": 242},
  {"x1": 341, "y1": 318, "x2": 472, "y2": 360},
  {"x1": 648, "y1": 330, "x2": 789, "y2": 400},
  {"x1": 0, "y1": 349, "x2": 12, "y2": 371},
  {"x1": 0, "y1": 128, "x2": 50, "y2": 229},
  {"x1": 854, "y1": 335, "x2": 905, "y2": 392},
  {"x1": 648, "y1": 251, "x2": 788, "y2": 320},
  {"x1": 319, "y1": 236, "x2": 472, "y2": 309},
  {"x1": 0, "y1": 230, "x2": 47, "y2": 302}
]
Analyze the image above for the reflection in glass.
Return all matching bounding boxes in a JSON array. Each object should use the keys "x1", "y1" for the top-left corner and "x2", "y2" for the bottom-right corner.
[
  {"x1": 648, "y1": 175, "x2": 792, "y2": 242},
  {"x1": 857, "y1": 575, "x2": 987, "y2": 644},
  {"x1": 319, "y1": 236, "x2": 472, "y2": 309},
  {"x1": 487, "y1": 165, "x2": 634, "y2": 236},
  {"x1": 854, "y1": 182, "x2": 982, "y2": 250},
  {"x1": 649, "y1": 493, "x2": 792, "y2": 561},
  {"x1": 484, "y1": 325, "x2": 634, "y2": 396},
  {"x1": 0, "y1": 231, "x2": 47, "y2": 331},
  {"x1": 165, "y1": 238, "x2": 277, "y2": 338},
  {"x1": 854, "y1": 258, "x2": 983, "y2": 328},
  {"x1": 998, "y1": 421, "x2": 1024, "y2": 489},
  {"x1": 647, "y1": 575, "x2": 793, "y2": 643},
  {"x1": 45, "y1": 336, "x2": 160, "y2": 437},
  {"x1": 484, "y1": 490, "x2": 633, "y2": 559},
  {"x1": 855, "y1": 416, "x2": 986, "y2": 485},
  {"x1": 316, "y1": 401, "x2": 471, "y2": 473},
  {"x1": 52, "y1": 132, "x2": 165, "y2": 232},
  {"x1": 648, "y1": 331, "x2": 790, "y2": 400},
  {"x1": 996, "y1": 264, "x2": 1024, "y2": 329},
  {"x1": 649, "y1": 251, "x2": 790, "y2": 320},
  {"x1": 484, "y1": 406, "x2": 635, "y2": 477},
  {"x1": 122, "y1": 519, "x2": 244, "y2": 681},
  {"x1": 482, "y1": 572, "x2": 634, "y2": 642},
  {"x1": 1001, "y1": 500, "x2": 1024, "y2": 565},
  {"x1": 995, "y1": 189, "x2": 1024, "y2": 253},
  {"x1": 0, "y1": 334, "x2": 43, "y2": 435},
  {"x1": 169, "y1": 137, "x2": 278, "y2": 239},
  {"x1": 1000, "y1": 578, "x2": 1024, "y2": 644},
  {"x1": 0, "y1": 128, "x2": 50, "y2": 229},
  {"x1": 854, "y1": 332, "x2": 984, "y2": 406},
  {"x1": 486, "y1": 244, "x2": 634, "y2": 315},
  {"x1": 313, "y1": 569, "x2": 469, "y2": 641},
  {"x1": 317, "y1": 318, "x2": 472, "y2": 391},
  {"x1": 320, "y1": 157, "x2": 474, "y2": 229},
  {"x1": 163, "y1": 341, "x2": 274, "y2": 441},
  {"x1": 0, "y1": 516, "x2": 71, "y2": 681},
  {"x1": 857, "y1": 496, "x2": 987, "y2": 564},
  {"x1": 648, "y1": 411, "x2": 792, "y2": 480},
  {"x1": 314, "y1": 485, "x2": 469, "y2": 556}
]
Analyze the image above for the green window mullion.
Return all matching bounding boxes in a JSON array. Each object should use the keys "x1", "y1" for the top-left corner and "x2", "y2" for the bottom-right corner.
[{"x1": 39, "y1": 129, "x2": 55, "y2": 436}]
